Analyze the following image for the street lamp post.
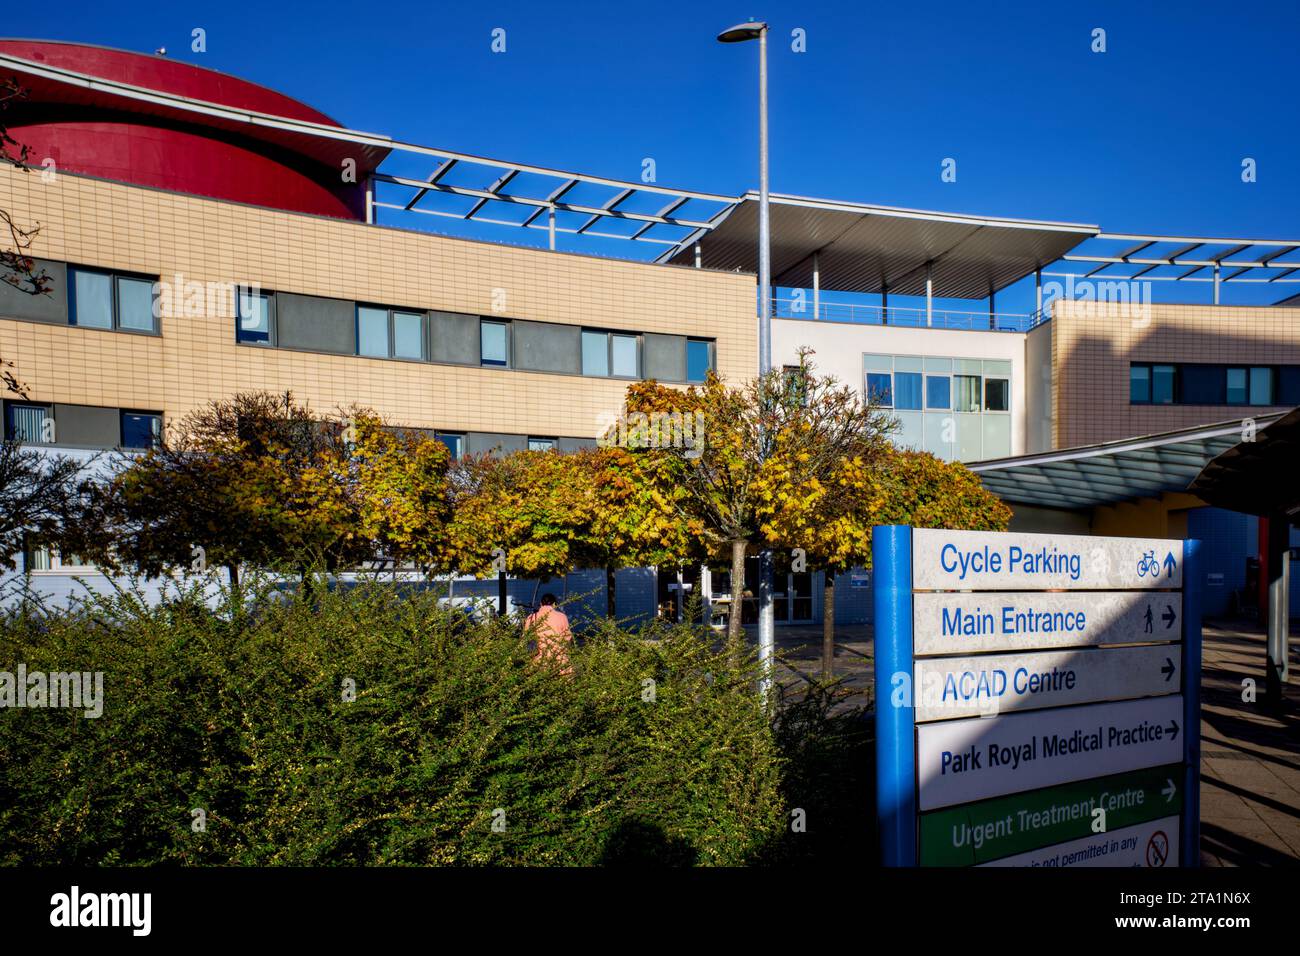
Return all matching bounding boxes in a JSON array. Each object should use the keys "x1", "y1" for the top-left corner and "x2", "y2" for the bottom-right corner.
[{"x1": 718, "y1": 20, "x2": 775, "y2": 700}]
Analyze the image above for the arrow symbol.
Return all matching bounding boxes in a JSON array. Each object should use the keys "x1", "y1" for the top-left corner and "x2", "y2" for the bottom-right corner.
[
  {"x1": 1163, "y1": 779, "x2": 1177, "y2": 802},
  {"x1": 1163, "y1": 604, "x2": 1176, "y2": 628},
  {"x1": 1162, "y1": 658, "x2": 1176, "y2": 682},
  {"x1": 1166, "y1": 720, "x2": 1180, "y2": 741},
  {"x1": 1163, "y1": 552, "x2": 1177, "y2": 579}
]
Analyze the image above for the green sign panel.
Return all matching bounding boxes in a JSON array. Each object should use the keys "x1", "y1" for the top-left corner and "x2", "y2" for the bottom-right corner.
[{"x1": 919, "y1": 763, "x2": 1183, "y2": 866}]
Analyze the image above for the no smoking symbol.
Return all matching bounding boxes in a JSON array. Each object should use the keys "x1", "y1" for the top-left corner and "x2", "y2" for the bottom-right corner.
[{"x1": 1146, "y1": 830, "x2": 1170, "y2": 867}]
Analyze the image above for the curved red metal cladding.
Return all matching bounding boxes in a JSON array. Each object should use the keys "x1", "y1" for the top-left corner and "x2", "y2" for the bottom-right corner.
[{"x1": 1, "y1": 39, "x2": 384, "y2": 220}]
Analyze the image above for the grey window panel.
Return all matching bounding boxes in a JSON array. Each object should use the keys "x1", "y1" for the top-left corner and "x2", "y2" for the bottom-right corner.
[
  {"x1": 513, "y1": 320, "x2": 580, "y2": 374},
  {"x1": 276, "y1": 292, "x2": 356, "y2": 355},
  {"x1": 429, "y1": 311, "x2": 480, "y2": 365},
  {"x1": 0, "y1": 259, "x2": 67, "y2": 325},
  {"x1": 466, "y1": 432, "x2": 528, "y2": 456},
  {"x1": 52, "y1": 403, "x2": 119, "y2": 448},
  {"x1": 644, "y1": 333, "x2": 686, "y2": 382},
  {"x1": 557, "y1": 436, "x2": 599, "y2": 453}
]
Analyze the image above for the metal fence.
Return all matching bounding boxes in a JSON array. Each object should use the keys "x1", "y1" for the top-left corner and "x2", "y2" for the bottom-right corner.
[{"x1": 773, "y1": 298, "x2": 1048, "y2": 333}]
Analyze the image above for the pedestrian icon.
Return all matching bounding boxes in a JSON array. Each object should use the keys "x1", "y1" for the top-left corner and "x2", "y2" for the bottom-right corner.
[{"x1": 1144, "y1": 605, "x2": 1154, "y2": 633}]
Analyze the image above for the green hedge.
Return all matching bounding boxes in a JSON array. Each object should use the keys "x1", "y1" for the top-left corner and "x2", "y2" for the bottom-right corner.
[{"x1": 0, "y1": 580, "x2": 787, "y2": 866}]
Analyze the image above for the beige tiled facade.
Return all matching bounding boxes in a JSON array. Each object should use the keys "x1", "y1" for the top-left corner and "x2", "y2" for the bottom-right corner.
[
  {"x1": 1050, "y1": 298, "x2": 1300, "y2": 448},
  {"x1": 0, "y1": 165, "x2": 756, "y2": 438}
]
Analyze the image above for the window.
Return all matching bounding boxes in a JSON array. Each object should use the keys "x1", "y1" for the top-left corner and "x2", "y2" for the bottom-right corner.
[
  {"x1": 894, "y1": 371, "x2": 922, "y2": 410},
  {"x1": 611, "y1": 334, "x2": 638, "y2": 378},
  {"x1": 72, "y1": 270, "x2": 112, "y2": 329},
  {"x1": 435, "y1": 433, "x2": 464, "y2": 458},
  {"x1": 581, "y1": 331, "x2": 609, "y2": 377},
  {"x1": 357, "y1": 306, "x2": 389, "y2": 357},
  {"x1": 925, "y1": 375, "x2": 951, "y2": 410},
  {"x1": 1131, "y1": 365, "x2": 1152, "y2": 404},
  {"x1": 481, "y1": 321, "x2": 509, "y2": 367},
  {"x1": 954, "y1": 375, "x2": 981, "y2": 412},
  {"x1": 783, "y1": 365, "x2": 809, "y2": 406},
  {"x1": 528, "y1": 437, "x2": 556, "y2": 452},
  {"x1": 116, "y1": 277, "x2": 155, "y2": 331},
  {"x1": 1226, "y1": 367, "x2": 1247, "y2": 405},
  {"x1": 1249, "y1": 366, "x2": 1273, "y2": 406},
  {"x1": 582, "y1": 330, "x2": 641, "y2": 378},
  {"x1": 1152, "y1": 365, "x2": 1176, "y2": 405},
  {"x1": 5, "y1": 403, "x2": 53, "y2": 443},
  {"x1": 23, "y1": 543, "x2": 93, "y2": 573},
  {"x1": 237, "y1": 290, "x2": 272, "y2": 344},
  {"x1": 121, "y1": 411, "x2": 162, "y2": 449},
  {"x1": 70, "y1": 268, "x2": 157, "y2": 333},
  {"x1": 686, "y1": 339, "x2": 713, "y2": 383},
  {"x1": 357, "y1": 307, "x2": 426, "y2": 360},
  {"x1": 1181, "y1": 365, "x2": 1224, "y2": 405},
  {"x1": 866, "y1": 372, "x2": 893, "y2": 407},
  {"x1": 393, "y1": 312, "x2": 424, "y2": 360},
  {"x1": 984, "y1": 378, "x2": 1009, "y2": 412}
]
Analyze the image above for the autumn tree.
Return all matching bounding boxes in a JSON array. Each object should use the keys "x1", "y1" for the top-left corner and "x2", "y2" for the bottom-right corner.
[
  {"x1": 875, "y1": 447, "x2": 1012, "y2": 532},
  {"x1": 442, "y1": 445, "x2": 689, "y2": 617},
  {"x1": 73, "y1": 392, "x2": 452, "y2": 587},
  {"x1": 622, "y1": 359, "x2": 894, "y2": 648},
  {"x1": 443, "y1": 447, "x2": 597, "y2": 587}
]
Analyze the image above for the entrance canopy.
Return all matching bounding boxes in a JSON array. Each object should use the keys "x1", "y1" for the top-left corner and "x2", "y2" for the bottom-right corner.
[
  {"x1": 970, "y1": 415, "x2": 1288, "y2": 511},
  {"x1": 1190, "y1": 407, "x2": 1300, "y2": 517},
  {"x1": 659, "y1": 192, "x2": 1099, "y2": 298}
]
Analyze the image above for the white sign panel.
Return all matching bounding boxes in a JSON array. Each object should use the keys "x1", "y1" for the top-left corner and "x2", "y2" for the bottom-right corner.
[
  {"x1": 914, "y1": 644, "x2": 1180, "y2": 722},
  {"x1": 917, "y1": 695, "x2": 1184, "y2": 811},
  {"x1": 980, "y1": 815, "x2": 1180, "y2": 868},
  {"x1": 912, "y1": 529, "x2": 1183, "y2": 591},
  {"x1": 914, "y1": 591, "x2": 1182, "y2": 656}
]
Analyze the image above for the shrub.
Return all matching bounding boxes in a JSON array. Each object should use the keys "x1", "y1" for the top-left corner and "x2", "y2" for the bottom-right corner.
[{"x1": 0, "y1": 577, "x2": 785, "y2": 866}]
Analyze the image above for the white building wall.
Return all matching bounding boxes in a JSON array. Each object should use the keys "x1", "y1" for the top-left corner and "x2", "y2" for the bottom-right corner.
[{"x1": 773, "y1": 317, "x2": 1031, "y2": 459}]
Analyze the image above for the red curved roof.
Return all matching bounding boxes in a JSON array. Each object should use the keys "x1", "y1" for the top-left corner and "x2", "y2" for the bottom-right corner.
[{"x1": 0, "y1": 39, "x2": 389, "y2": 220}]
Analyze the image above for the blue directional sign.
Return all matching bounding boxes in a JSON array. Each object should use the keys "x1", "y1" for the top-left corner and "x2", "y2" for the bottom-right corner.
[{"x1": 874, "y1": 526, "x2": 1201, "y2": 868}]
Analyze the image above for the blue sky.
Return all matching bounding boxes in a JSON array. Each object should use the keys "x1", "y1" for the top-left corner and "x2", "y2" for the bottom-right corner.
[{"x1": 19, "y1": 0, "x2": 1300, "y2": 312}]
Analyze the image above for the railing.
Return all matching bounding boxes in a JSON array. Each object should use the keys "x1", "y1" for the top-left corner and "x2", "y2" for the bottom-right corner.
[{"x1": 773, "y1": 298, "x2": 1049, "y2": 333}]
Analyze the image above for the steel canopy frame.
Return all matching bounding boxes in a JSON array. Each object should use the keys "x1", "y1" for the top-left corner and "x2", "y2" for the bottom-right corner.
[
  {"x1": 1055, "y1": 233, "x2": 1300, "y2": 299},
  {"x1": 7, "y1": 47, "x2": 1300, "y2": 300}
]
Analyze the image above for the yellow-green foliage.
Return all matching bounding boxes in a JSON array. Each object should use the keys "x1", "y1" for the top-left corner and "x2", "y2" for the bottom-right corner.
[{"x1": 0, "y1": 579, "x2": 785, "y2": 866}]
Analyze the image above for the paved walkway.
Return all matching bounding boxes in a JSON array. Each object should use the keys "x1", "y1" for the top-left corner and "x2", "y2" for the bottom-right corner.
[
  {"x1": 1197, "y1": 621, "x2": 1300, "y2": 866},
  {"x1": 766, "y1": 619, "x2": 1300, "y2": 865}
]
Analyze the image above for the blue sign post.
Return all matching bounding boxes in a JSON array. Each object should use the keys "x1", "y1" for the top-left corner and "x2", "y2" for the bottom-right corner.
[
  {"x1": 874, "y1": 525, "x2": 916, "y2": 866},
  {"x1": 873, "y1": 525, "x2": 1202, "y2": 868}
]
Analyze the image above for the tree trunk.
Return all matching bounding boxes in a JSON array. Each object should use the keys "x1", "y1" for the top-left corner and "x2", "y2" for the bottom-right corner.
[
  {"x1": 606, "y1": 565, "x2": 616, "y2": 618},
  {"x1": 822, "y1": 572, "x2": 836, "y2": 681},
  {"x1": 697, "y1": 564, "x2": 708, "y2": 626},
  {"x1": 727, "y1": 538, "x2": 747, "y2": 649}
]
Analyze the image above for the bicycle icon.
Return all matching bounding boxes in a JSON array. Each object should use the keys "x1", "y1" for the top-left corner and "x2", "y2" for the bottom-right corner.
[{"x1": 1137, "y1": 550, "x2": 1160, "y2": 578}]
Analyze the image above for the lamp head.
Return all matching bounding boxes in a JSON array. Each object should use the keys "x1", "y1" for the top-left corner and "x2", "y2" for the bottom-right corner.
[{"x1": 717, "y1": 21, "x2": 767, "y2": 43}]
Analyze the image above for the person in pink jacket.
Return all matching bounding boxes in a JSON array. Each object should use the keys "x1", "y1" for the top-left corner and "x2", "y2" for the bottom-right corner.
[{"x1": 525, "y1": 594, "x2": 573, "y2": 675}]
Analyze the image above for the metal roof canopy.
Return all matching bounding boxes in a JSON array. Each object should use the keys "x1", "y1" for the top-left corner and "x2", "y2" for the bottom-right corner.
[
  {"x1": 658, "y1": 192, "x2": 1099, "y2": 298},
  {"x1": 969, "y1": 414, "x2": 1288, "y2": 511},
  {"x1": 0, "y1": 50, "x2": 735, "y2": 251},
  {"x1": 1190, "y1": 408, "x2": 1300, "y2": 518},
  {"x1": 7, "y1": 47, "x2": 1300, "y2": 300},
  {"x1": 1052, "y1": 234, "x2": 1300, "y2": 289}
]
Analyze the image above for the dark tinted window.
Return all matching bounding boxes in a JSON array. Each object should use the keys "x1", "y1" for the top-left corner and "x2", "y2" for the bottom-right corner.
[
  {"x1": 1180, "y1": 365, "x2": 1223, "y2": 405},
  {"x1": 121, "y1": 412, "x2": 162, "y2": 449},
  {"x1": 1130, "y1": 365, "x2": 1151, "y2": 404},
  {"x1": 686, "y1": 339, "x2": 712, "y2": 383}
]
